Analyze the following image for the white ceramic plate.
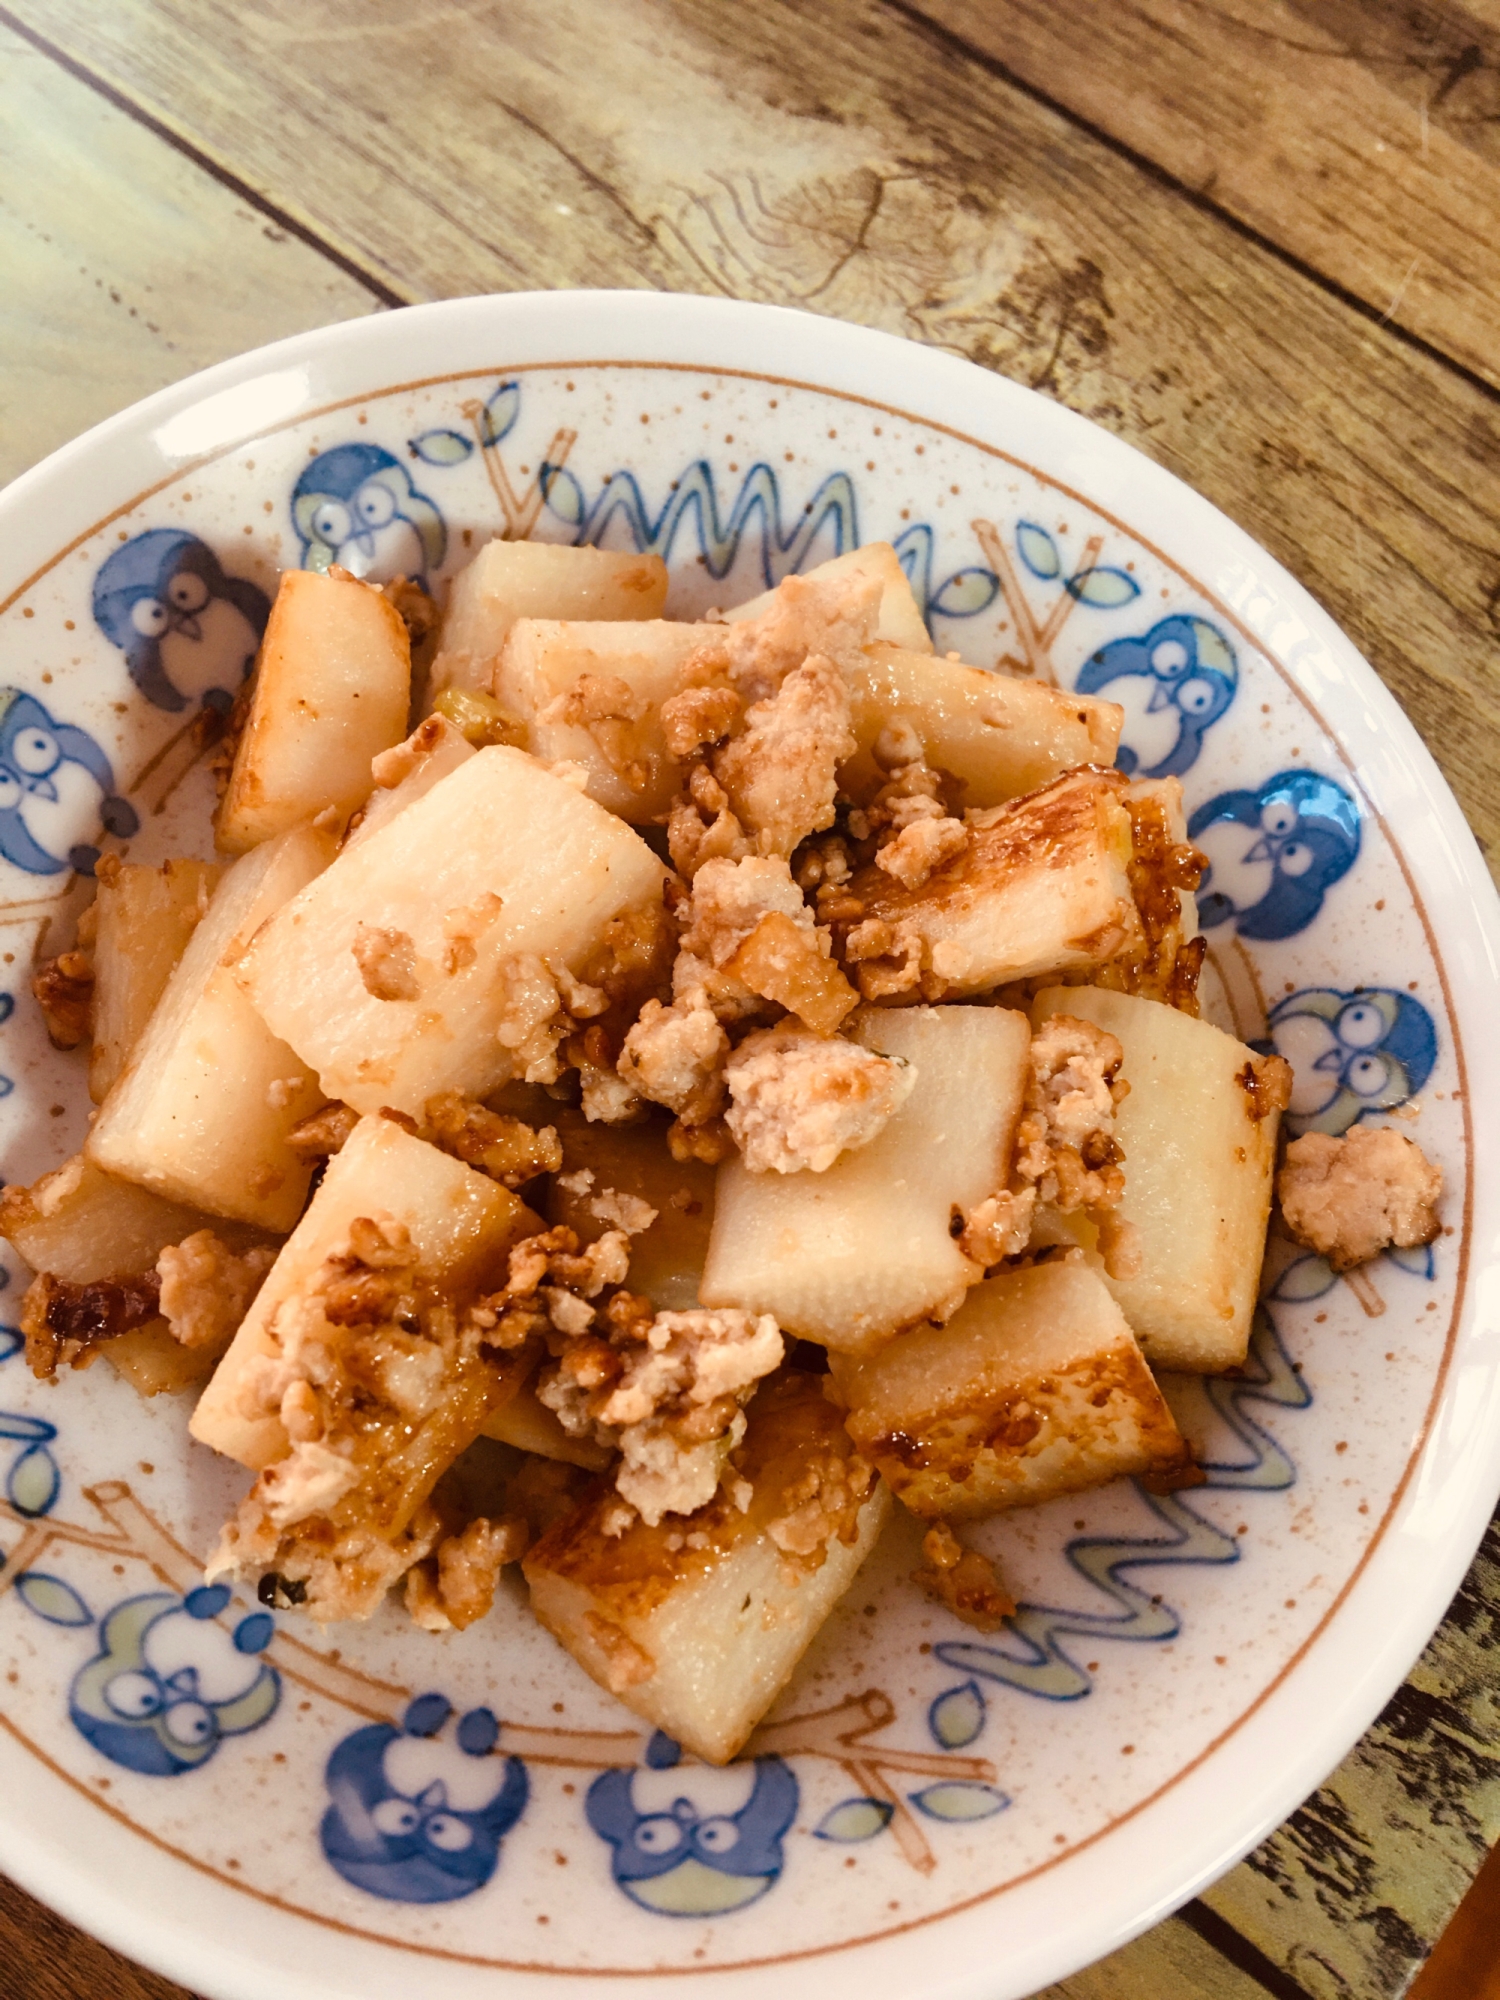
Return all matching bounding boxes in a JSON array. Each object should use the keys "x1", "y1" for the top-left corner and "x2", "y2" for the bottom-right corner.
[{"x1": 0, "y1": 292, "x2": 1496, "y2": 2000}]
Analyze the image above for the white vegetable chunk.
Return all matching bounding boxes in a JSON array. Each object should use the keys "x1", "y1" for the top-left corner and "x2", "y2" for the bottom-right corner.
[
  {"x1": 217, "y1": 567, "x2": 412, "y2": 853},
  {"x1": 495, "y1": 618, "x2": 703, "y2": 820},
  {"x1": 1031, "y1": 986, "x2": 1290, "y2": 1372},
  {"x1": 192, "y1": 1114, "x2": 537, "y2": 1469},
  {"x1": 725, "y1": 542, "x2": 930, "y2": 653},
  {"x1": 87, "y1": 823, "x2": 336, "y2": 1230},
  {"x1": 0, "y1": 1154, "x2": 232, "y2": 1282},
  {"x1": 89, "y1": 857, "x2": 220, "y2": 1102},
  {"x1": 343, "y1": 714, "x2": 475, "y2": 853},
  {"x1": 837, "y1": 1261, "x2": 1192, "y2": 1517},
  {"x1": 236, "y1": 746, "x2": 667, "y2": 1117},
  {"x1": 841, "y1": 644, "x2": 1122, "y2": 808},
  {"x1": 700, "y1": 1005, "x2": 1029, "y2": 1355},
  {"x1": 524, "y1": 1369, "x2": 890, "y2": 1763},
  {"x1": 431, "y1": 540, "x2": 669, "y2": 697}
]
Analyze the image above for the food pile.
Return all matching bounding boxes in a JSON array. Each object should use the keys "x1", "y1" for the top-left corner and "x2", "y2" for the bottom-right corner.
[{"x1": 3, "y1": 538, "x2": 1443, "y2": 1764}]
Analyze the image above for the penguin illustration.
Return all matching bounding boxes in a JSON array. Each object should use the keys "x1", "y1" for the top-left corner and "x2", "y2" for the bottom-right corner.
[
  {"x1": 291, "y1": 444, "x2": 446, "y2": 585},
  {"x1": 320, "y1": 1693, "x2": 528, "y2": 1904},
  {"x1": 586, "y1": 1733, "x2": 799, "y2": 1916},
  {"x1": 91, "y1": 529, "x2": 270, "y2": 715},
  {"x1": 0, "y1": 688, "x2": 138, "y2": 877},
  {"x1": 1076, "y1": 614, "x2": 1237, "y2": 779},
  {"x1": 1263, "y1": 985, "x2": 1437, "y2": 1137},
  {"x1": 69, "y1": 1585, "x2": 278, "y2": 1777},
  {"x1": 1188, "y1": 769, "x2": 1361, "y2": 940}
]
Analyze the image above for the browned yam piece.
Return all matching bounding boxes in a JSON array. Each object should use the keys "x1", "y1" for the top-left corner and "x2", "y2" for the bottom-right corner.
[
  {"x1": 723, "y1": 909, "x2": 859, "y2": 1036},
  {"x1": 523, "y1": 1369, "x2": 890, "y2": 1764},
  {"x1": 90, "y1": 857, "x2": 221, "y2": 1101},
  {"x1": 544, "y1": 1105, "x2": 716, "y2": 1314},
  {"x1": 840, "y1": 766, "x2": 1138, "y2": 1002},
  {"x1": 0, "y1": 1153, "x2": 270, "y2": 1284},
  {"x1": 106, "y1": 1321, "x2": 226, "y2": 1398},
  {"x1": 31, "y1": 950, "x2": 94, "y2": 1051},
  {"x1": 837, "y1": 1260, "x2": 1193, "y2": 1519},
  {"x1": 22, "y1": 1269, "x2": 161, "y2": 1379}
]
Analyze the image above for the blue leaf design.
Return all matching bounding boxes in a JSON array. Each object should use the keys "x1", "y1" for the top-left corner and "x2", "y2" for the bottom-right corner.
[
  {"x1": 1016, "y1": 521, "x2": 1061, "y2": 580},
  {"x1": 1066, "y1": 566, "x2": 1141, "y2": 608},
  {"x1": 910, "y1": 1782, "x2": 1010, "y2": 1823},
  {"x1": 1385, "y1": 1242, "x2": 1435, "y2": 1280},
  {"x1": 814, "y1": 1797, "x2": 893, "y2": 1843},
  {"x1": 8, "y1": 1442, "x2": 60, "y2": 1518},
  {"x1": 0, "y1": 1328, "x2": 20, "y2": 1364},
  {"x1": 0, "y1": 1412, "x2": 55, "y2": 1442},
  {"x1": 482, "y1": 381, "x2": 522, "y2": 446},
  {"x1": 929, "y1": 1680, "x2": 986, "y2": 1749},
  {"x1": 1270, "y1": 1253, "x2": 1338, "y2": 1303},
  {"x1": 542, "y1": 463, "x2": 586, "y2": 530},
  {"x1": 14, "y1": 1572, "x2": 91, "y2": 1627},
  {"x1": 409, "y1": 428, "x2": 474, "y2": 467},
  {"x1": 0, "y1": 1076, "x2": 12, "y2": 1101},
  {"x1": 0, "y1": 992, "x2": 13, "y2": 1022},
  {"x1": 930, "y1": 567, "x2": 1000, "y2": 619}
]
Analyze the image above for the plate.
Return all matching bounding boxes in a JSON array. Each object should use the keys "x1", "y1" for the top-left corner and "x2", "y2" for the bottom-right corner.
[{"x1": 0, "y1": 291, "x2": 1497, "y2": 2000}]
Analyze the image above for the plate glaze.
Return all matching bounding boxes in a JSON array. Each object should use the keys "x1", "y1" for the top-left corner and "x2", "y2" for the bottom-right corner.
[{"x1": 0, "y1": 293, "x2": 1497, "y2": 2000}]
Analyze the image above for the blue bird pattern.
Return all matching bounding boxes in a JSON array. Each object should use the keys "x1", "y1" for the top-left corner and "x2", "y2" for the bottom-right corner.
[
  {"x1": 91, "y1": 529, "x2": 269, "y2": 715},
  {"x1": 292, "y1": 444, "x2": 446, "y2": 586},
  {"x1": 1189, "y1": 769, "x2": 1361, "y2": 939},
  {"x1": 1076, "y1": 613, "x2": 1237, "y2": 778},
  {"x1": 1262, "y1": 986, "x2": 1437, "y2": 1137},
  {"x1": 0, "y1": 688, "x2": 137, "y2": 876}
]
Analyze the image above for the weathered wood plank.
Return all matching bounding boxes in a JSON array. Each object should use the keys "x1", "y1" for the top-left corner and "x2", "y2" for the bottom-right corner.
[
  {"x1": 10, "y1": 0, "x2": 1500, "y2": 882},
  {"x1": 907, "y1": 0, "x2": 1500, "y2": 391},
  {"x1": 1033, "y1": 1909, "x2": 1274, "y2": 2000},
  {"x1": 0, "y1": 1869, "x2": 192, "y2": 2000},
  {"x1": 1202, "y1": 1507, "x2": 1500, "y2": 1999},
  {"x1": 0, "y1": 20, "x2": 384, "y2": 487}
]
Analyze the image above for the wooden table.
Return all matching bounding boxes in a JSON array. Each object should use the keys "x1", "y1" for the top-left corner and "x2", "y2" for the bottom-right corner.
[{"x1": 2, "y1": 3, "x2": 1498, "y2": 1994}]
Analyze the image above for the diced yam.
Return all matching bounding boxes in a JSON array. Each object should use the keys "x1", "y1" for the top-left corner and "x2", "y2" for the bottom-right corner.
[
  {"x1": 343, "y1": 714, "x2": 475, "y2": 852},
  {"x1": 1032, "y1": 986, "x2": 1289, "y2": 1372},
  {"x1": 700, "y1": 1006, "x2": 1029, "y2": 1355},
  {"x1": 1, "y1": 1155, "x2": 214, "y2": 1281},
  {"x1": 494, "y1": 618, "x2": 702, "y2": 821},
  {"x1": 236, "y1": 747, "x2": 667, "y2": 1117},
  {"x1": 481, "y1": 1380, "x2": 614, "y2": 1469},
  {"x1": 841, "y1": 644, "x2": 1122, "y2": 808},
  {"x1": 838, "y1": 1261, "x2": 1190, "y2": 1516},
  {"x1": 432, "y1": 541, "x2": 669, "y2": 696},
  {"x1": 524, "y1": 1369, "x2": 890, "y2": 1764},
  {"x1": 217, "y1": 568, "x2": 411, "y2": 853},
  {"x1": 544, "y1": 1109, "x2": 717, "y2": 1312},
  {"x1": 725, "y1": 543, "x2": 931, "y2": 654},
  {"x1": 87, "y1": 825, "x2": 336, "y2": 1230},
  {"x1": 89, "y1": 857, "x2": 221, "y2": 1102},
  {"x1": 192, "y1": 1114, "x2": 537, "y2": 1469},
  {"x1": 724, "y1": 911, "x2": 858, "y2": 1035},
  {"x1": 107, "y1": 1324, "x2": 223, "y2": 1398},
  {"x1": 845, "y1": 768, "x2": 1138, "y2": 1000}
]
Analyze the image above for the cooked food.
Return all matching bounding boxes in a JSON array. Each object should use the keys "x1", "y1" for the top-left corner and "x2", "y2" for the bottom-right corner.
[{"x1": 3, "y1": 534, "x2": 1443, "y2": 1765}]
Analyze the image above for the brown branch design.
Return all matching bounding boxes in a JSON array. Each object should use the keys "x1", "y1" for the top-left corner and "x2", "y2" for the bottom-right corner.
[
  {"x1": 972, "y1": 517, "x2": 1102, "y2": 686},
  {"x1": 461, "y1": 404, "x2": 579, "y2": 540}
]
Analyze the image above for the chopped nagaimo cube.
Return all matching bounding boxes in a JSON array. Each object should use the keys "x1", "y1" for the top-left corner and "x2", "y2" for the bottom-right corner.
[
  {"x1": 523, "y1": 1368, "x2": 891, "y2": 1764},
  {"x1": 840, "y1": 644, "x2": 1123, "y2": 810},
  {"x1": 216, "y1": 568, "x2": 412, "y2": 853},
  {"x1": 543, "y1": 1108, "x2": 717, "y2": 1312},
  {"x1": 89, "y1": 856, "x2": 221, "y2": 1102},
  {"x1": 700, "y1": 1005, "x2": 1030, "y2": 1355},
  {"x1": 836, "y1": 1260, "x2": 1193, "y2": 1517},
  {"x1": 494, "y1": 618, "x2": 703, "y2": 820},
  {"x1": 722, "y1": 542, "x2": 931, "y2": 654},
  {"x1": 343, "y1": 714, "x2": 475, "y2": 851},
  {"x1": 193, "y1": 1112, "x2": 537, "y2": 1469},
  {"x1": 1031, "y1": 986, "x2": 1291, "y2": 1372},
  {"x1": 838, "y1": 766, "x2": 1139, "y2": 1001},
  {"x1": 0, "y1": 1156, "x2": 275, "y2": 1394},
  {"x1": 87, "y1": 822, "x2": 337, "y2": 1231},
  {"x1": 236, "y1": 746, "x2": 668, "y2": 1117},
  {"x1": 431, "y1": 541, "x2": 669, "y2": 697}
]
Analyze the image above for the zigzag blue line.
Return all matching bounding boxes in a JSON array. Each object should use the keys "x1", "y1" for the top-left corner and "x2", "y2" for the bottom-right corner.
[
  {"x1": 574, "y1": 461, "x2": 859, "y2": 586},
  {"x1": 934, "y1": 1309, "x2": 1309, "y2": 1701}
]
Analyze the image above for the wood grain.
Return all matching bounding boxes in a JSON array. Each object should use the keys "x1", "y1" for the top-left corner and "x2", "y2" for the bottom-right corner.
[
  {"x1": 0, "y1": 1871, "x2": 193, "y2": 2000},
  {"x1": 8, "y1": 0, "x2": 1500, "y2": 885},
  {"x1": 0, "y1": 20, "x2": 384, "y2": 486},
  {"x1": 905, "y1": 0, "x2": 1500, "y2": 391}
]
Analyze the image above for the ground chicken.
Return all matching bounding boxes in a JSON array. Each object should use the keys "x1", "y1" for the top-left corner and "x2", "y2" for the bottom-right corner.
[
  {"x1": 405, "y1": 1514, "x2": 529, "y2": 1631},
  {"x1": 1278, "y1": 1125, "x2": 1442, "y2": 1272},
  {"x1": 765, "y1": 1448, "x2": 876, "y2": 1558},
  {"x1": 421, "y1": 1090, "x2": 562, "y2": 1187},
  {"x1": 911, "y1": 1521, "x2": 1015, "y2": 1632},
  {"x1": 156, "y1": 1231, "x2": 275, "y2": 1351},
  {"x1": 1013, "y1": 1016, "x2": 1128, "y2": 1216},
  {"x1": 617, "y1": 994, "x2": 729, "y2": 1123},
  {"x1": 31, "y1": 950, "x2": 94, "y2": 1050},
  {"x1": 695, "y1": 568, "x2": 881, "y2": 704},
  {"x1": 874, "y1": 814, "x2": 969, "y2": 890},
  {"x1": 711, "y1": 654, "x2": 857, "y2": 858},
  {"x1": 723, "y1": 1027, "x2": 915, "y2": 1173}
]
